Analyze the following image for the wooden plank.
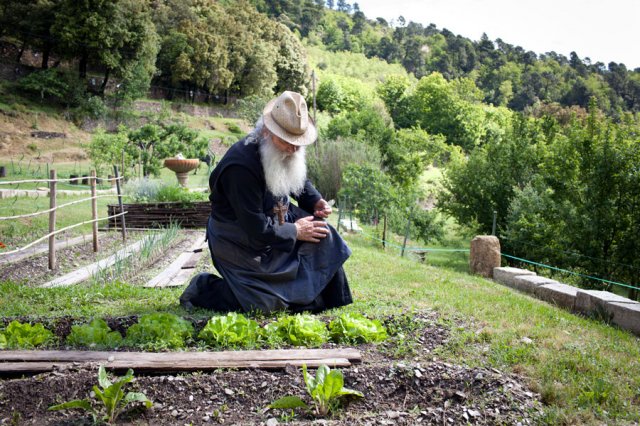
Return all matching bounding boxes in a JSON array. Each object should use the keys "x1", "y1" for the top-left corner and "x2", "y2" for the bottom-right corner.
[
  {"x1": 144, "y1": 234, "x2": 206, "y2": 287},
  {"x1": 0, "y1": 348, "x2": 362, "y2": 363},
  {"x1": 40, "y1": 234, "x2": 158, "y2": 288},
  {"x1": 144, "y1": 252, "x2": 193, "y2": 287},
  {"x1": 0, "y1": 358, "x2": 351, "y2": 374}
]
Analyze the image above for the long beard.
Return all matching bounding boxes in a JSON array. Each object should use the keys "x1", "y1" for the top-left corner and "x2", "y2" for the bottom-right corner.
[{"x1": 259, "y1": 137, "x2": 307, "y2": 198}]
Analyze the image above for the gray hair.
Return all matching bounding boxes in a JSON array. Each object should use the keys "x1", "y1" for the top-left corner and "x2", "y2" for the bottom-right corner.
[{"x1": 245, "y1": 117, "x2": 267, "y2": 145}]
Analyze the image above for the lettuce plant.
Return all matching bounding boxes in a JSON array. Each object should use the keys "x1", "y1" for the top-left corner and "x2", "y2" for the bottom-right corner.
[
  {"x1": 198, "y1": 312, "x2": 263, "y2": 348},
  {"x1": 0, "y1": 320, "x2": 55, "y2": 349},
  {"x1": 124, "y1": 313, "x2": 193, "y2": 350},
  {"x1": 49, "y1": 365, "x2": 152, "y2": 425},
  {"x1": 265, "y1": 314, "x2": 328, "y2": 347},
  {"x1": 66, "y1": 318, "x2": 123, "y2": 349},
  {"x1": 329, "y1": 313, "x2": 388, "y2": 344},
  {"x1": 270, "y1": 364, "x2": 363, "y2": 417}
]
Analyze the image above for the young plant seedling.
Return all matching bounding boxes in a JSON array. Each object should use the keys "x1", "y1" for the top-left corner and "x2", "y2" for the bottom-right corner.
[
  {"x1": 269, "y1": 364, "x2": 363, "y2": 417},
  {"x1": 49, "y1": 365, "x2": 152, "y2": 425}
]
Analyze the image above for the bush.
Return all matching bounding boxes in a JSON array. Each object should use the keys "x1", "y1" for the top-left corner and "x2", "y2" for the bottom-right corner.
[
  {"x1": 307, "y1": 138, "x2": 381, "y2": 202},
  {"x1": 18, "y1": 68, "x2": 86, "y2": 107}
]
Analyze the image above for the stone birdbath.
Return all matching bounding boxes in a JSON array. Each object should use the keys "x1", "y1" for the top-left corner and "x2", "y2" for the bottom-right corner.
[{"x1": 164, "y1": 156, "x2": 200, "y2": 187}]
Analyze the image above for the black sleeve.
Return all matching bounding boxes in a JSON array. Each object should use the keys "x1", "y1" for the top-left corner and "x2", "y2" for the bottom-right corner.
[
  {"x1": 221, "y1": 165, "x2": 297, "y2": 251},
  {"x1": 292, "y1": 179, "x2": 322, "y2": 214}
]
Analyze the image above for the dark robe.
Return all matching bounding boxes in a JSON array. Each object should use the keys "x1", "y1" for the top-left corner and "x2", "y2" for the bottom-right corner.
[{"x1": 180, "y1": 138, "x2": 352, "y2": 313}]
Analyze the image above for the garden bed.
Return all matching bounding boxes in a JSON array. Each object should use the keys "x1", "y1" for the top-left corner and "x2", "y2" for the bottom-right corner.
[
  {"x1": 107, "y1": 201, "x2": 211, "y2": 229},
  {"x1": 0, "y1": 312, "x2": 542, "y2": 425}
]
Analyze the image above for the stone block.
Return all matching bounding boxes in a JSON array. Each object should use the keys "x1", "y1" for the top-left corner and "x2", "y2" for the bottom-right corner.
[
  {"x1": 606, "y1": 302, "x2": 640, "y2": 336},
  {"x1": 575, "y1": 290, "x2": 639, "y2": 315},
  {"x1": 511, "y1": 275, "x2": 559, "y2": 294},
  {"x1": 535, "y1": 283, "x2": 578, "y2": 310},
  {"x1": 493, "y1": 267, "x2": 536, "y2": 288},
  {"x1": 469, "y1": 236, "x2": 501, "y2": 278}
]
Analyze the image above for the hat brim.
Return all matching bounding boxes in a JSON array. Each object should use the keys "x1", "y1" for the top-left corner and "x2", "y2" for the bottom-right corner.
[{"x1": 262, "y1": 97, "x2": 317, "y2": 146}]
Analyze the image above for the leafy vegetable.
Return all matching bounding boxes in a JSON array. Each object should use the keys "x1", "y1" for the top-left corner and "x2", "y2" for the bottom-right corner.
[
  {"x1": 0, "y1": 320, "x2": 55, "y2": 349},
  {"x1": 124, "y1": 313, "x2": 193, "y2": 350},
  {"x1": 66, "y1": 318, "x2": 123, "y2": 349},
  {"x1": 198, "y1": 312, "x2": 263, "y2": 348},
  {"x1": 49, "y1": 365, "x2": 152, "y2": 425},
  {"x1": 329, "y1": 313, "x2": 388, "y2": 344},
  {"x1": 270, "y1": 364, "x2": 363, "y2": 417},
  {"x1": 265, "y1": 314, "x2": 328, "y2": 347}
]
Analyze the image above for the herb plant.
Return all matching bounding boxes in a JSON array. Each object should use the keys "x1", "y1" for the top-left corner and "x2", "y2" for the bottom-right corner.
[
  {"x1": 66, "y1": 318, "x2": 123, "y2": 349},
  {"x1": 49, "y1": 365, "x2": 152, "y2": 425},
  {"x1": 124, "y1": 313, "x2": 193, "y2": 350},
  {"x1": 329, "y1": 313, "x2": 388, "y2": 344},
  {"x1": 270, "y1": 364, "x2": 363, "y2": 417},
  {"x1": 265, "y1": 314, "x2": 328, "y2": 347},
  {"x1": 198, "y1": 312, "x2": 263, "y2": 348},
  {"x1": 0, "y1": 320, "x2": 55, "y2": 349}
]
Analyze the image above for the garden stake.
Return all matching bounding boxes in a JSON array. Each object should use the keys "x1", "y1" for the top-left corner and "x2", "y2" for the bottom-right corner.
[{"x1": 114, "y1": 165, "x2": 127, "y2": 242}]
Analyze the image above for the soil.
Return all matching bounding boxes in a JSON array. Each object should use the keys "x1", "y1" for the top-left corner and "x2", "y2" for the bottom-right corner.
[{"x1": 0, "y1": 312, "x2": 543, "y2": 425}]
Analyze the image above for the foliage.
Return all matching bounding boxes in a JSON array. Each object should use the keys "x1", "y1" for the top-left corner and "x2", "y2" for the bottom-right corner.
[
  {"x1": 18, "y1": 69, "x2": 86, "y2": 107},
  {"x1": 236, "y1": 94, "x2": 271, "y2": 125},
  {"x1": 328, "y1": 313, "x2": 387, "y2": 344},
  {"x1": 123, "y1": 178, "x2": 165, "y2": 203},
  {"x1": 124, "y1": 313, "x2": 193, "y2": 350},
  {"x1": 265, "y1": 314, "x2": 328, "y2": 347},
  {"x1": 87, "y1": 126, "x2": 137, "y2": 178},
  {"x1": 198, "y1": 312, "x2": 262, "y2": 349},
  {"x1": 66, "y1": 318, "x2": 123, "y2": 349},
  {"x1": 0, "y1": 320, "x2": 55, "y2": 349},
  {"x1": 269, "y1": 364, "x2": 363, "y2": 417},
  {"x1": 49, "y1": 365, "x2": 152, "y2": 425},
  {"x1": 306, "y1": 138, "x2": 382, "y2": 202},
  {"x1": 339, "y1": 163, "x2": 396, "y2": 222}
]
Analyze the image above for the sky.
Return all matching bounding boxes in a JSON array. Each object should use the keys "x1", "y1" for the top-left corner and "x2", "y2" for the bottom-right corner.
[{"x1": 355, "y1": 0, "x2": 640, "y2": 69}]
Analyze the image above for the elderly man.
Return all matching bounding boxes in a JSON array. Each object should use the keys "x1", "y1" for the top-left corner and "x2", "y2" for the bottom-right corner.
[{"x1": 180, "y1": 91, "x2": 352, "y2": 313}]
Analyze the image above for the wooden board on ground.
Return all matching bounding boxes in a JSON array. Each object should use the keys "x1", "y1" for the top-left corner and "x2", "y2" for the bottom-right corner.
[
  {"x1": 0, "y1": 234, "x2": 90, "y2": 265},
  {"x1": 0, "y1": 348, "x2": 361, "y2": 374},
  {"x1": 144, "y1": 233, "x2": 207, "y2": 288},
  {"x1": 40, "y1": 234, "x2": 158, "y2": 288}
]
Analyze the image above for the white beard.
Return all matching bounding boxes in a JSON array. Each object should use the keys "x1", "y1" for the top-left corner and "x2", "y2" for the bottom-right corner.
[{"x1": 259, "y1": 136, "x2": 307, "y2": 198}]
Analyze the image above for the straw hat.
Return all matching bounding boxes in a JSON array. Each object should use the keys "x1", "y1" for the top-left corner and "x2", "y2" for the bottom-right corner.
[{"x1": 263, "y1": 91, "x2": 317, "y2": 146}]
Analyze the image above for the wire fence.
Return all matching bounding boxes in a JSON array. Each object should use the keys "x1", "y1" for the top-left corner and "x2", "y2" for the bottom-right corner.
[{"x1": 0, "y1": 170, "x2": 128, "y2": 269}]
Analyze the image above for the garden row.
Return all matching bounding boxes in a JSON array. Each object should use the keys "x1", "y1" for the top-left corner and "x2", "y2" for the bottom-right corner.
[{"x1": 0, "y1": 312, "x2": 387, "y2": 352}]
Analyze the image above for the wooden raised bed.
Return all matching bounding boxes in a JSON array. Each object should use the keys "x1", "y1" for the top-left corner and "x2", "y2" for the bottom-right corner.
[{"x1": 107, "y1": 201, "x2": 210, "y2": 229}]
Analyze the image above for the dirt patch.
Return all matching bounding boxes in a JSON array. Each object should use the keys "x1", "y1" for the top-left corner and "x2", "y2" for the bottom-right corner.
[{"x1": 0, "y1": 313, "x2": 542, "y2": 425}]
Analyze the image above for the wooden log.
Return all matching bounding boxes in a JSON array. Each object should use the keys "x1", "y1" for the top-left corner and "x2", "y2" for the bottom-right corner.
[
  {"x1": 0, "y1": 348, "x2": 362, "y2": 363},
  {"x1": 107, "y1": 202, "x2": 210, "y2": 229},
  {"x1": 0, "y1": 358, "x2": 351, "y2": 374}
]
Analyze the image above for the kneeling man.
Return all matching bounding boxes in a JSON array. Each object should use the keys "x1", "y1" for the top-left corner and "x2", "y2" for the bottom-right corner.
[{"x1": 180, "y1": 91, "x2": 352, "y2": 313}]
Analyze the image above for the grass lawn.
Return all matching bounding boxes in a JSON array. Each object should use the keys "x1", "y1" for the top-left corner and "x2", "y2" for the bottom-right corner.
[{"x1": 1, "y1": 227, "x2": 639, "y2": 424}]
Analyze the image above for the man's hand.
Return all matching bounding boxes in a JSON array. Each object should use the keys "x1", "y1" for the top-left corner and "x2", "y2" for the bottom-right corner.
[
  {"x1": 295, "y1": 216, "x2": 329, "y2": 242},
  {"x1": 313, "y1": 199, "x2": 332, "y2": 218}
]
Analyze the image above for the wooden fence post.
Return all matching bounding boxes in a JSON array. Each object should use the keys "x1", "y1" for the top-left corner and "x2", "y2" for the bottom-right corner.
[
  {"x1": 114, "y1": 165, "x2": 127, "y2": 242},
  {"x1": 48, "y1": 169, "x2": 56, "y2": 270},
  {"x1": 91, "y1": 170, "x2": 99, "y2": 253}
]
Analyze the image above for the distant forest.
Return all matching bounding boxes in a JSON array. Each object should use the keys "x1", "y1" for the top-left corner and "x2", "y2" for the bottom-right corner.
[{"x1": 1, "y1": 0, "x2": 639, "y2": 116}]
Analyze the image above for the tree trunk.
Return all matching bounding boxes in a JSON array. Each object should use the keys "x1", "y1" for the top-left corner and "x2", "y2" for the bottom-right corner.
[
  {"x1": 100, "y1": 68, "x2": 110, "y2": 95},
  {"x1": 41, "y1": 47, "x2": 50, "y2": 69},
  {"x1": 79, "y1": 52, "x2": 88, "y2": 78},
  {"x1": 16, "y1": 40, "x2": 26, "y2": 62}
]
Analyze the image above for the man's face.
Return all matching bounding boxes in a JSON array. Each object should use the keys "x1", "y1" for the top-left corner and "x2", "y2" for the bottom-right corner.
[{"x1": 270, "y1": 133, "x2": 301, "y2": 156}]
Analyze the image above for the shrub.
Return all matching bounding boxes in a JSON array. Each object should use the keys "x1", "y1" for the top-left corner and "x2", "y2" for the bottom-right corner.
[{"x1": 123, "y1": 178, "x2": 165, "y2": 203}]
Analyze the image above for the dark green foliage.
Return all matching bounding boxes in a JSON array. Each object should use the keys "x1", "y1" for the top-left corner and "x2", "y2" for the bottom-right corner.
[
  {"x1": 198, "y1": 313, "x2": 263, "y2": 349},
  {"x1": 155, "y1": 185, "x2": 208, "y2": 204},
  {"x1": 67, "y1": 318, "x2": 123, "y2": 349},
  {"x1": 329, "y1": 313, "x2": 387, "y2": 344},
  {"x1": 0, "y1": 320, "x2": 55, "y2": 349},
  {"x1": 18, "y1": 69, "x2": 86, "y2": 106},
  {"x1": 124, "y1": 313, "x2": 194, "y2": 350}
]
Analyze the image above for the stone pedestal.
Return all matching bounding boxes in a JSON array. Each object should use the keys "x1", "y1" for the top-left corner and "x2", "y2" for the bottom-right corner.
[{"x1": 469, "y1": 235, "x2": 501, "y2": 278}]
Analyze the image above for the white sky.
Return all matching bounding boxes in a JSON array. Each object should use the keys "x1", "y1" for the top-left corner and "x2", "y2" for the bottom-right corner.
[{"x1": 356, "y1": 0, "x2": 640, "y2": 69}]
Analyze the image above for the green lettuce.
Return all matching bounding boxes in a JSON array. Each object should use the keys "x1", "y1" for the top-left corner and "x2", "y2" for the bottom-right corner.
[
  {"x1": 66, "y1": 318, "x2": 123, "y2": 349},
  {"x1": 1, "y1": 320, "x2": 55, "y2": 349},
  {"x1": 124, "y1": 313, "x2": 193, "y2": 350},
  {"x1": 265, "y1": 314, "x2": 328, "y2": 347},
  {"x1": 198, "y1": 312, "x2": 262, "y2": 348},
  {"x1": 329, "y1": 313, "x2": 387, "y2": 344}
]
